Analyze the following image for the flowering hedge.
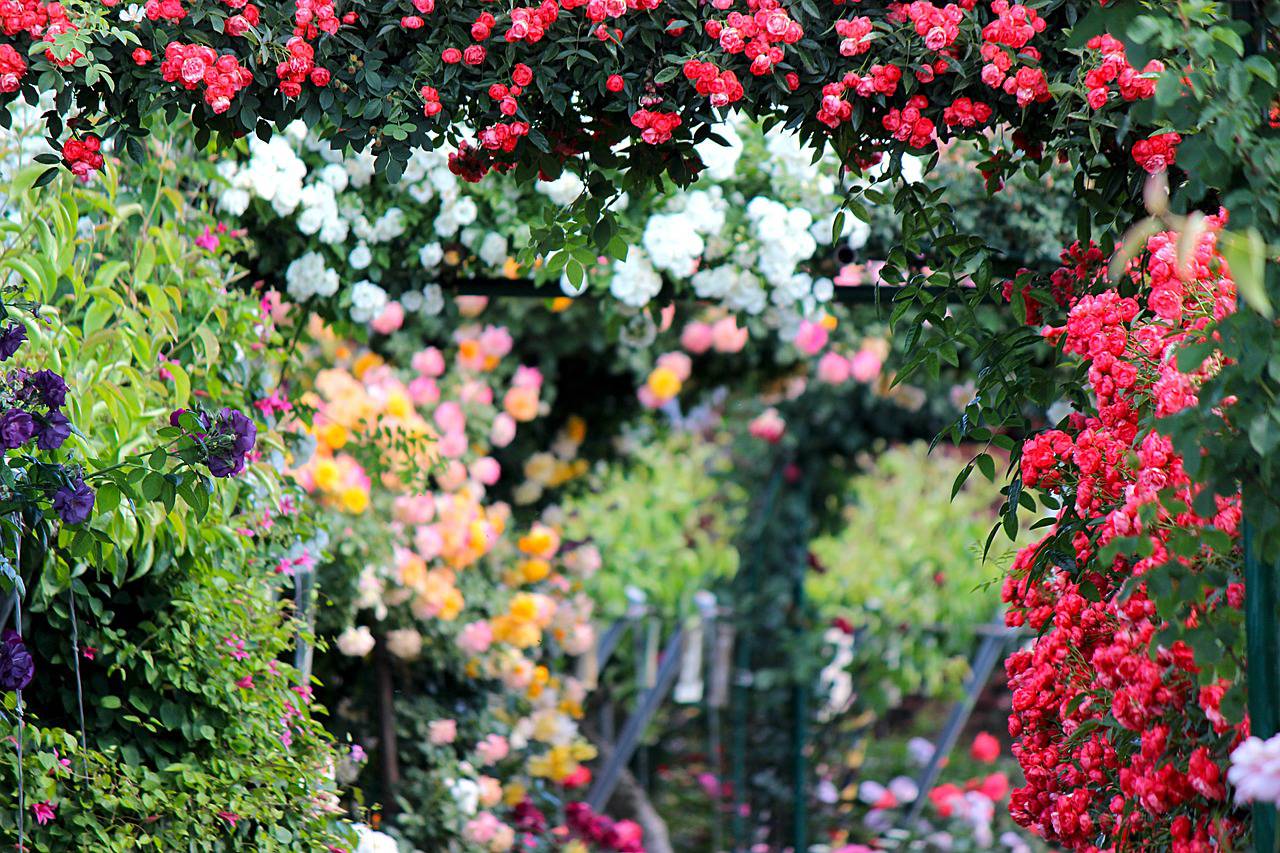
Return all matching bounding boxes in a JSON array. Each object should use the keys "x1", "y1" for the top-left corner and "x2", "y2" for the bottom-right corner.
[
  {"x1": 279, "y1": 325, "x2": 635, "y2": 850},
  {"x1": 0, "y1": 126, "x2": 352, "y2": 848}
]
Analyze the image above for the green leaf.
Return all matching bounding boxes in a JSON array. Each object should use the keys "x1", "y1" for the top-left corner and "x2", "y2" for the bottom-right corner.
[{"x1": 1220, "y1": 227, "x2": 1270, "y2": 316}]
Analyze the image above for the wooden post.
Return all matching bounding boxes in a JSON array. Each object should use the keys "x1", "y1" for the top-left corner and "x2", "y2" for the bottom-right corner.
[{"x1": 374, "y1": 641, "x2": 401, "y2": 819}]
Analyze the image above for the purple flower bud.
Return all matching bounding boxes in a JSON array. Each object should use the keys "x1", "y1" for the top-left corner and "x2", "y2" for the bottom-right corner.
[
  {"x1": 0, "y1": 409, "x2": 35, "y2": 449},
  {"x1": 0, "y1": 630, "x2": 33, "y2": 691},
  {"x1": 53, "y1": 478, "x2": 95, "y2": 526}
]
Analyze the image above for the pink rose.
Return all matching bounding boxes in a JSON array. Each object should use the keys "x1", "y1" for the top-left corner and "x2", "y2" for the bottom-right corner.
[
  {"x1": 437, "y1": 460, "x2": 468, "y2": 491},
  {"x1": 490, "y1": 413, "x2": 517, "y2": 447},
  {"x1": 711, "y1": 316, "x2": 748, "y2": 353},
  {"x1": 434, "y1": 401, "x2": 466, "y2": 434},
  {"x1": 438, "y1": 430, "x2": 468, "y2": 458},
  {"x1": 428, "y1": 718, "x2": 457, "y2": 745},
  {"x1": 475, "y1": 733, "x2": 509, "y2": 764},
  {"x1": 479, "y1": 325, "x2": 513, "y2": 358},
  {"x1": 681, "y1": 321, "x2": 714, "y2": 354},
  {"x1": 412, "y1": 347, "x2": 446, "y2": 377},
  {"x1": 408, "y1": 376, "x2": 440, "y2": 406},
  {"x1": 656, "y1": 351, "x2": 692, "y2": 382},
  {"x1": 371, "y1": 301, "x2": 405, "y2": 334},
  {"x1": 749, "y1": 408, "x2": 785, "y2": 443},
  {"x1": 850, "y1": 348, "x2": 883, "y2": 383},
  {"x1": 458, "y1": 620, "x2": 493, "y2": 655},
  {"x1": 512, "y1": 364, "x2": 543, "y2": 389},
  {"x1": 816, "y1": 351, "x2": 851, "y2": 384},
  {"x1": 471, "y1": 456, "x2": 501, "y2": 485},
  {"x1": 793, "y1": 320, "x2": 829, "y2": 356},
  {"x1": 415, "y1": 524, "x2": 444, "y2": 560}
]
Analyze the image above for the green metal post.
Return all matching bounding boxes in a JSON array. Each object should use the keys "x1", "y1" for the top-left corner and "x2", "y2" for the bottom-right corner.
[
  {"x1": 731, "y1": 464, "x2": 784, "y2": 851},
  {"x1": 791, "y1": 475, "x2": 812, "y2": 853},
  {"x1": 791, "y1": 589, "x2": 809, "y2": 853},
  {"x1": 1245, "y1": 519, "x2": 1279, "y2": 853}
]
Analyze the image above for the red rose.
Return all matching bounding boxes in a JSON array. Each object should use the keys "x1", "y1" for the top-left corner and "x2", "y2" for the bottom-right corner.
[{"x1": 605, "y1": 73, "x2": 624, "y2": 92}]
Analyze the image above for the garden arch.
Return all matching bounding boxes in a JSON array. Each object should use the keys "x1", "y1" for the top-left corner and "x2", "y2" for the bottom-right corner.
[{"x1": 0, "y1": 0, "x2": 1276, "y2": 850}]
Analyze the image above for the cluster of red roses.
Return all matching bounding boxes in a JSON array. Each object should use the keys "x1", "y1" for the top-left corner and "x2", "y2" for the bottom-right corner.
[
  {"x1": 816, "y1": 63, "x2": 901, "y2": 128},
  {"x1": 0, "y1": 0, "x2": 75, "y2": 75},
  {"x1": 1082, "y1": 33, "x2": 1163, "y2": 110},
  {"x1": 158, "y1": 42, "x2": 253, "y2": 114},
  {"x1": 707, "y1": 0, "x2": 804, "y2": 77},
  {"x1": 817, "y1": 0, "x2": 1052, "y2": 144},
  {"x1": 881, "y1": 94, "x2": 937, "y2": 148},
  {"x1": 682, "y1": 60, "x2": 745, "y2": 107},
  {"x1": 941, "y1": 95, "x2": 992, "y2": 128},
  {"x1": 1004, "y1": 213, "x2": 1246, "y2": 851},
  {"x1": 903, "y1": 0, "x2": 966, "y2": 51},
  {"x1": 61, "y1": 134, "x2": 102, "y2": 180},
  {"x1": 275, "y1": 0, "x2": 344, "y2": 96},
  {"x1": 834, "y1": 15, "x2": 872, "y2": 56},
  {"x1": 1132, "y1": 131, "x2": 1183, "y2": 175},
  {"x1": 564, "y1": 802, "x2": 645, "y2": 852},
  {"x1": 979, "y1": 0, "x2": 1049, "y2": 106},
  {"x1": 631, "y1": 108, "x2": 682, "y2": 144},
  {"x1": 0, "y1": 42, "x2": 23, "y2": 92}
]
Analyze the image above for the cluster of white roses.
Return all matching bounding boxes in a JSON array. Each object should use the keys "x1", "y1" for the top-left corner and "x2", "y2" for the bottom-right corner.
[{"x1": 211, "y1": 116, "x2": 898, "y2": 327}]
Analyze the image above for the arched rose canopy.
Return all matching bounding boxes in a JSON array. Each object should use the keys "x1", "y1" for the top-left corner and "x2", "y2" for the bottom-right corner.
[{"x1": 4, "y1": 0, "x2": 1182, "y2": 201}]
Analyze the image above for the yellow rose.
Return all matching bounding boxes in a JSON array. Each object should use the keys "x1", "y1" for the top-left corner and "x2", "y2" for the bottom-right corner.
[
  {"x1": 385, "y1": 391, "x2": 412, "y2": 419},
  {"x1": 646, "y1": 366, "x2": 681, "y2": 401},
  {"x1": 520, "y1": 559, "x2": 551, "y2": 584},
  {"x1": 316, "y1": 422, "x2": 349, "y2": 451},
  {"x1": 312, "y1": 458, "x2": 341, "y2": 492},
  {"x1": 352, "y1": 352, "x2": 383, "y2": 379},
  {"x1": 509, "y1": 595, "x2": 538, "y2": 623},
  {"x1": 340, "y1": 487, "x2": 369, "y2": 514},
  {"x1": 503, "y1": 783, "x2": 527, "y2": 807},
  {"x1": 564, "y1": 415, "x2": 587, "y2": 444}
]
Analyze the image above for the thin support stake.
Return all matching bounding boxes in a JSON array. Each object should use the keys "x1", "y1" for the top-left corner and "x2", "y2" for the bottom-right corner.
[
  {"x1": 902, "y1": 617, "x2": 1012, "y2": 828},
  {"x1": 1245, "y1": 520, "x2": 1278, "y2": 853},
  {"x1": 68, "y1": 587, "x2": 89, "y2": 780}
]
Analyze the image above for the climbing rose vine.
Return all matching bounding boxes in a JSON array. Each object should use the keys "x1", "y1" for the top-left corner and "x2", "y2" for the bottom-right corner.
[
  {"x1": 0, "y1": 0, "x2": 1180, "y2": 199},
  {"x1": 1003, "y1": 213, "x2": 1246, "y2": 851}
]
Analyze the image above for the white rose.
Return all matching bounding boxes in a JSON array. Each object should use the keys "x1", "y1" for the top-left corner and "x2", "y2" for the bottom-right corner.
[
  {"x1": 336, "y1": 625, "x2": 376, "y2": 657},
  {"x1": 420, "y1": 284, "x2": 445, "y2": 316},
  {"x1": 478, "y1": 233, "x2": 508, "y2": 267},
  {"x1": 349, "y1": 242, "x2": 373, "y2": 270},
  {"x1": 419, "y1": 242, "x2": 444, "y2": 270},
  {"x1": 385, "y1": 628, "x2": 423, "y2": 661},
  {"x1": 354, "y1": 824, "x2": 400, "y2": 853}
]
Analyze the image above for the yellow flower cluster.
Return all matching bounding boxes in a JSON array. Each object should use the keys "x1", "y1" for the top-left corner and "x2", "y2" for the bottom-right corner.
[
  {"x1": 527, "y1": 742, "x2": 598, "y2": 784},
  {"x1": 490, "y1": 592, "x2": 555, "y2": 649}
]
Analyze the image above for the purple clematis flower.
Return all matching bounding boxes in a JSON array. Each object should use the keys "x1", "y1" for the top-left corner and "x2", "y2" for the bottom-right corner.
[
  {"x1": 0, "y1": 630, "x2": 33, "y2": 691},
  {"x1": 53, "y1": 478, "x2": 94, "y2": 525}
]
